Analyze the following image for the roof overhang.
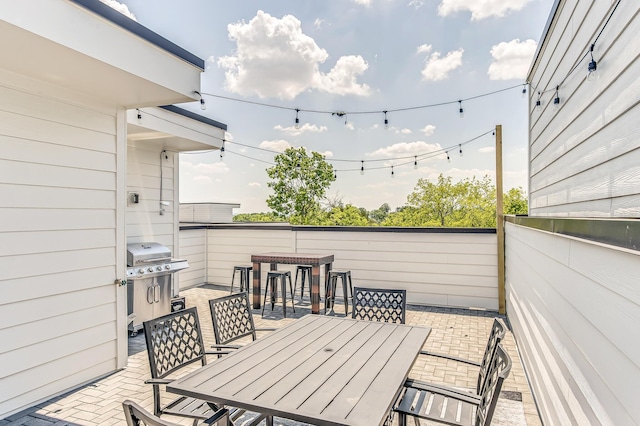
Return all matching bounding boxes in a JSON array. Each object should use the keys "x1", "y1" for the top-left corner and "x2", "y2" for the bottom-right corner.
[
  {"x1": 0, "y1": 0, "x2": 204, "y2": 107},
  {"x1": 127, "y1": 106, "x2": 226, "y2": 152},
  {"x1": 526, "y1": 0, "x2": 563, "y2": 82}
]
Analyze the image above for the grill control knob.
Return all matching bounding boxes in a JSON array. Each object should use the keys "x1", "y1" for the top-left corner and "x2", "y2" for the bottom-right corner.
[
  {"x1": 156, "y1": 266, "x2": 162, "y2": 271},
  {"x1": 165, "y1": 264, "x2": 171, "y2": 270},
  {"x1": 138, "y1": 269, "x2": 145, "y2": 274},
  {"x1": 147, "y1": 267, "x2": 154, "y2": 273}
]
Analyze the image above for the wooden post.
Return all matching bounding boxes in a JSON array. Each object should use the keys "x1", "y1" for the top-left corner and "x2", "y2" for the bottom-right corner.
[{"x1": 495, "y1": 125, "x2": 505, "y2": 314}]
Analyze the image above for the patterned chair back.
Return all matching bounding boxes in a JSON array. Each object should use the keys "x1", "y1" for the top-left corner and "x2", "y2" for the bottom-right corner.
[
  {"x1": 351, "y1": 287, "x2": 407, "y2": 324},
  {"x1": 209, "y1": 292, "x2": 258, "y2": 345},
  {"x1": 476, "y1": 318, "x2": 507, "y2": 395}
]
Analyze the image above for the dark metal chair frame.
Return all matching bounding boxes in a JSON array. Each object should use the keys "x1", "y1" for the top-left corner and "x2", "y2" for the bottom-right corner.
[
  {"x1": 209, "y1": 292, "x2": 275, "y2": 353},
  {"x1": 351, "y1": 287, "x2": 407, "y2": 324},
  {"x1": 394, "y1": 343, "x2": 512, "y2": 426},
  {"x1": 142, "y1": 307, "x2": 226, "y2": 425},
  {"x1": 122, "y1": 399, "x2": 229, "y2": 426},
  {"x1": 325, "y1": 270, "x2": 354, "y2": 315},
  {"x1": 230, "y1": 265, "x2": 252, "y2": 294},
  {"x1": 262, "y1": 270, "x2": 295, "y2": 318},
  {"x1": 294, "y1": 265, "x2": 312, "y2": 299},
  {"x1": 418, "y1": 318, "x2": 506, "y2": 397}
]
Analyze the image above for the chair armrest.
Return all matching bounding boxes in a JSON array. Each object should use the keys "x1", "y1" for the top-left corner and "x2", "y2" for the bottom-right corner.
[
  {"x1": 211, "y1": 344, "x2": 242, "y2": 350},
  {"x1": 205, "y1": 350, "x2": 233, "y2": 356},
  {"x1": 144, "y1": 378, "x2": 173, "y2": 385},
  {"x1": 255, "y1": 328, "x2": 277, "y2": 332},
  {"x1": 419, "y1": 350, "x2": 481, "y2": 367},
  {"x1": 203, "y1": 408, "x2": 229, "y2": 425},
  {"x1": 404, "y1": 379, "x2": 481, "y2": 405}
]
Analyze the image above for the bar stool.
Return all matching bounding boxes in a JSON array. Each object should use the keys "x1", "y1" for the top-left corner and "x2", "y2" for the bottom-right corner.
[
  {"x1": 294, "y1": 265, "x2": 312, "y2": 299},
  {"x1": 230, "y1": 265, "x2": 252, "y2": 294},
  {"x1": 262, "y1": 270, "x2": 296, "y2": 318},
  {"x1": 325, "y1": 270, "x2": 353, "y2": 315}
]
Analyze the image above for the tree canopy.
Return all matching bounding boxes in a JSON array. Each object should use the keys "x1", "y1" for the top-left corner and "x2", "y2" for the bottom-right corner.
[{"x1": 266, "y1": 147, "x2": 335, "y2": 225}]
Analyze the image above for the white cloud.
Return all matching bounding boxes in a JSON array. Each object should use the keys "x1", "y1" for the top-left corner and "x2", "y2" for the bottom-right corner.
[
  {"x1": 393, "y1": 127, "x2": 412, "y2": 135},
  {"x1": 192, "y1": 162, "x2": 230, "y2": 174},
  {"x1": 193, "y1": 175, "x2": 212, "y2": 183},
  {"x1": 248, "y1": 182, "x2": 262, "y2": 188},
  {"x1": 416, "y1": 44, "x2": 432, "y2": 55},
  {"x1": 420, "y1": 48, "x2": 464, "y2": 81},
  {"x1": 367, "y1": 141, "x2": 443, "y2": 158},
  {"x1": 353, "y1": 0, "x2": 372, "y2": 5},
  {"x1": 218, "y1": 11, "x2": 370, "y2": 100},
  {"x1": 408, "y1": 0, "x2": 425, "y2": 9},
  {"x1": 421, "y1": 124, "x2": 436, "y2": 136},
  {"x1": 345, "y1": 122, "x2": 355, "y2": 130},
  {"x1": 318, "y1": 150, "x2": 334, "y2": 158},
  {"x1": 438, "y1": 0, "x2": 533, "y2": 20},
  {"x1": 224, "y1": 131, "x2": 234, "y2": 141},
  {"x1": 488, "y1": 39, "x2": 537, "y2": 80},
  {"x1": 314, "y1": 18, "x2": 325, "y2": 29},
  {"x1": 479, "y1": 146, "x2": 495, "y2": 153},
  {"x1": 100, "y1": 0, "x2": 136, "y2": 20},
  {"x1": 260, "y1": 139, "x2": 291, "y2": 152},
  {"x1": 274, "y1": 122, "x2": 328, "y2": 136}
]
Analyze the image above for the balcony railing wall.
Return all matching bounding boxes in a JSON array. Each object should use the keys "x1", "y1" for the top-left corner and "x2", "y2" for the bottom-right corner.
[{"x1": 179, "y1": 224, "x2": 499, "y2": 310}]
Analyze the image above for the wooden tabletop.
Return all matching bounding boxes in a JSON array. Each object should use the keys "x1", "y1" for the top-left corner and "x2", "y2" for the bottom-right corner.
[
  {"x1": 251, "y1": 252, "x2": 334, "y2": 265},
  {"x1": 167, "y1": 315, "x2": 431, "y2": 426}
]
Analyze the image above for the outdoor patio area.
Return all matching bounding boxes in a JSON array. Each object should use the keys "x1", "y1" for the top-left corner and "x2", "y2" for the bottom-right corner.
[{"x1": 2, "y1": 284, "x2": 542, "y2": 426}]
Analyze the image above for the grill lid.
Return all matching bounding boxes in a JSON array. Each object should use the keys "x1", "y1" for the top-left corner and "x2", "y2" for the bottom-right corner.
[{"x1": 127, "y1": 242, "x2": 171, "y2": 266}]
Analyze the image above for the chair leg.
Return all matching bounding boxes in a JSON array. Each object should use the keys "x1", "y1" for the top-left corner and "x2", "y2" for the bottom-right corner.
[
  {"x1": 280, "y1": 276, "x2": 287, "y2": 318},
  {"x1": 230, "y1": 269, "x2": 237, "y2": 294},
  {"x1": 342, "y1": 276, "x2": 349, "y2": 315},
  {"x1": 288, "y1": 274, "x2": 296, "y2": 313}
]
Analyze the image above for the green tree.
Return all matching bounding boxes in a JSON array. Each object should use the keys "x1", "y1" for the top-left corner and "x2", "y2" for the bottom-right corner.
[
  {"x1": 233, "y1": 212, "x2": 284, "y2": 222},
  {"x1": 266, "y1": 147, "x2": 335, "y2": 225},
  {"x1": 319, "y1": 204, "x2": 371, "y2": 226},
  {"x1": 368, "y1": 203, "x2": 391, "y2": 224},
  {"x1": 504, "y1": 187, "x2": 528, "y2": 215}
]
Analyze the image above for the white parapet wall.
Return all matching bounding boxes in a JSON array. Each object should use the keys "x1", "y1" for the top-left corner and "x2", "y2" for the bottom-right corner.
[
  {"x1": 179, "y1": 224, "x2": 499, "y2": 310},
  {"x1": 505, "y1": 221, "x2": 640, "y2": 425}
]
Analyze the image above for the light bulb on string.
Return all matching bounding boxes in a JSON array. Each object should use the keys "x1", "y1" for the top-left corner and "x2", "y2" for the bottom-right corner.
[
  {"x1": 458, "y1": 100, "x2": 464, "y2": 118},
  {"x1": 194, "y1": 91, "x2": 206, "y2": 110},
  {"x1": 334, "y1": 171, "x2": 337, "y2": 180},
  {"x1": 535, "y1": 92, "x2": 542, "y2": 112},
  {"x1": 295, "y1": 109, "x2": 300, "y2": 129},
  {"x1": 383, "y1": 111, "x2": 389, "y2": 130},
  {"x1": 136, "y1": 109, "x2": 142, "y2": 124},
  {"x1": 391, "y1": 166, "x2": 395, "y2": 178},
  {"x1": 360, "y1": 160, "x2": 364, "y2": 175},
  {"x1": 414, "y1": 156, "x2": 418, "y2": 169},
  {"x1": 459, "y1": 144, "x2": 463, "y2": 157},
  {"x1": 521, "y1": 86, "x2": 527, "y2": 98},
  {"x1": 553, "y1": 86, "x2": 560, "y2": 111},
  {"x1": 446, "y1": 151, "x2": 451, "y2": 163},
  {"x1": 587, "y1": 43, "x2": 598, "y2": 81},
  {"x1": 219, "y1": 139, "x2": 225, "y2": 159}
]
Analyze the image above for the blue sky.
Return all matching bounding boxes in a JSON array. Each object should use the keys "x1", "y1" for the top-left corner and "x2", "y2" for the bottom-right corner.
[{"x1": 107, "y1": 0, "x2": 554, "y2": 213}]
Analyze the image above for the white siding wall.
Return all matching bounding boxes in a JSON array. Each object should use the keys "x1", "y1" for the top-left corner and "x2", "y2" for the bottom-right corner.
[
  {"x1": 0, "y1": 71, "x2": 119, "y2": 416},
  {"x1": 505, "y1": 222, "x2": 640, "y2": 425},
  {"x1": 528, "y1": 0, "x2": 640, "y2": 217},
  {"x1": 178, "y1": 228, "x2": 207, "y2": 290},
  {"x1": 126, "y1": 143, "x2": 176, "y2": 250},
  {"x1": 203, "y1": 227, "x2": 498, "y2": 310}
]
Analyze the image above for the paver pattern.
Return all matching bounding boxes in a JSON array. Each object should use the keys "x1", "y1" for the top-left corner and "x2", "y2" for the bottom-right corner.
[{"x1": 1, "y1": 284, "x2": 541, "y2": 426}]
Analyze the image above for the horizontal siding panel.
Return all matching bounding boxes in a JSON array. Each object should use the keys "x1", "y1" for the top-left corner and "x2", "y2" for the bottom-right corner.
[
  {"x1": 330, "y1": 258, "x2": 497, "y2": 277},
  {"x1": 0, "y1": 247, "x2": 115, "y2": 281},
  {"x1": 1, "y1": 184, "x2": 115, "y2": 209},
  {"x1": 0, "y1": 85, "x2": 116, "y2": 135},
  {"x1": 0, "y1": 109, "x2": 116, "y2": 154},
  {"x1": 297, "y1": 238, "x2": 496, "y2": 255},
  {"x1": 13, "y1": 214, "x2": 111, "y2": 240},
  {"x1": 1, "y1": 285, "x2": 116, "y2": 329},
  {"x1": 0, "y1": 304, "x2": 115, "y2": 354},
  {"x1": 0, "y1": 229, "x2": 114, "y2": 257},
  {"x1": 0, "y1": 322, "x2": 115, "y2": 377},
  {"x1": 297, "y1": 230, "x2": 496, "y2": 244},
  {"x1": 1, "y1": 266, "x2": 114, "y2": 304},
  {"x1": 0, "y1": 136, "x2": 115, "y2": 172},
  {"x1": 0, "y1": 159, "x2": 115, "y2": 190}
]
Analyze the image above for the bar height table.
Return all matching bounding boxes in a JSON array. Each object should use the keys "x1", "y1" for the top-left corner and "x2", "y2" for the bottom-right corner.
[{"x1": 251, "y1": 252, "x2": 334, "y2": 314}]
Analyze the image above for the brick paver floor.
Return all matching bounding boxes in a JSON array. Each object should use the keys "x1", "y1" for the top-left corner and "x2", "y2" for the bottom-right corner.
[{"x1": 1, "y1": 284, "x2": 542, "y2": 426}]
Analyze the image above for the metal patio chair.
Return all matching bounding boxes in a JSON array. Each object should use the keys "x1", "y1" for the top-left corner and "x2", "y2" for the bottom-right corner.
[
  {"x1": 351, "y1": 287, "x2": 407, "y2": 324},
  {"x1": 122, "y1": 399, "x2": 230, "y2": 426},
  {"x1": 418, "y1": 318, "x2": 507, "y2": 398},
  {"x1": 394, "y1": 343, "x2": 512, "y2": 426},
  {"x1": 209, "y1": 292, "x2": 276, "y2": 354},
  {"x1": 143, "y1": 307, "x2": 230, "y2": 425}
]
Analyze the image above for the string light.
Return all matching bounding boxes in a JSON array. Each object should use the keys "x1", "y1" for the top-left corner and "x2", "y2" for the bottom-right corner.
[
  {"x1": 553, "y1": 86, "x2": 560, "y2": 111},
  {"x1": 535, "y1": 92, "x2": 542, "y2": 112},
  {"x1": 391, "y1": 166, "x2": 395, "y2": 178},
  {"x1": 136, "y1": 109, "x2": 142, "y2": 124},
  {"x1": 521, "y1": 86, "x2": 527, "y2": 98},
  {"x1": 383, "y1": 111, "x2": 389, "y2": 129},
  {"x1": 414, "y1": 156, "x2": 418, "y2": 169},
  {"x1": 587, "y1": 44, "x2": 598, "y2": 81},
  {"x1": 194, "y1": 91, "x2": 206, "y2": 110},
  {"x1": 333, "y1": 111, "x2": 348, "y2": 125},
  {"x1": 458, "y1": 100, "x2": 464, "y2": 118},
  {"x1": 459, "y1": 144, "x2": 463, "y2": 157},
  {"x1": 446, "y1": 151, "x2": 451, "y2": 162},
  {"x1": 295, "y1": 108, "x2": 300, "y2": 129},
  {"x1": 219, "y1": 139, "x2": 225, "y2": 159},
  {"x1": 360, "y1": 160, "x2": 364, "y2": 175}
]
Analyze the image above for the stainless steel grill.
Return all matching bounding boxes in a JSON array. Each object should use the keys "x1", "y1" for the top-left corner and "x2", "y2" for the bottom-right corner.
[{"x1": 126, "y1": 242, "x2": 189, "y2": 334}]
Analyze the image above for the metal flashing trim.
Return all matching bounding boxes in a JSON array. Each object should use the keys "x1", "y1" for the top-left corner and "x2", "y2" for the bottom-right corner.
[
  {"x1": 159, "y1": 105, "x2": 227, "y2": 131},
  {"x1": 505, "y1": 215, "x2": 640, "y2": 252},
  {"x1": 69, "y1": 0, "x2": 205, "y2": 70},
  {"x1": 179, "y1": 223, "x2": 496, "y2": 234}
]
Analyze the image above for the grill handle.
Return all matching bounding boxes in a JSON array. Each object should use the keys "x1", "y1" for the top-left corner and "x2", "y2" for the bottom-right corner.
[
  {"x1": 154, "y1": 284, "x2": 160, "y2": 303},
  {"x1": 147, "y1": 285, "x2": 154, "y2": 304},
  {"x1": 137, "y1": 257, "x2": 172, "y2": 264}
]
